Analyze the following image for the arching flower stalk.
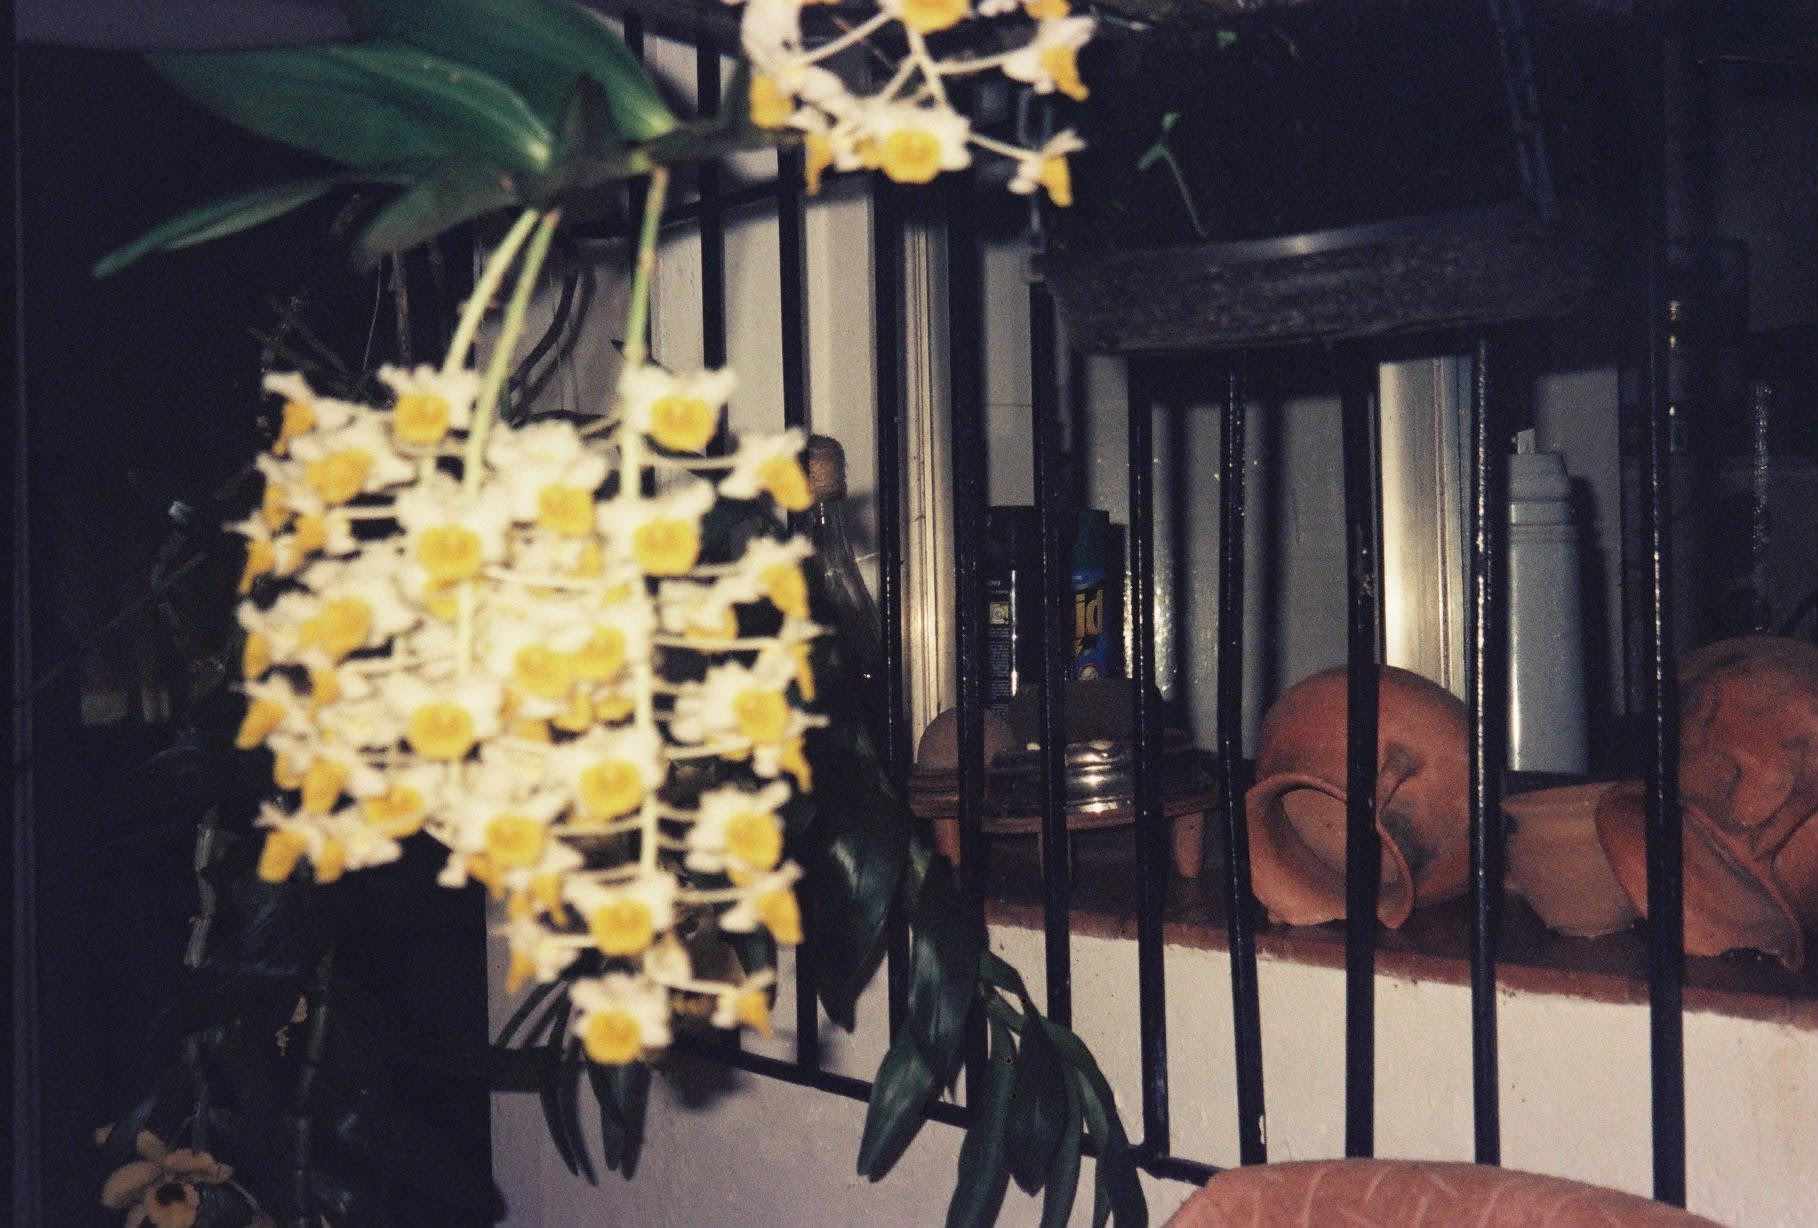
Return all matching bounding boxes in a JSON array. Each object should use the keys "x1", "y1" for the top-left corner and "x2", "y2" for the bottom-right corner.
[{"x1": 233, "y1": 177, "x2": 826, "y2": 1060}]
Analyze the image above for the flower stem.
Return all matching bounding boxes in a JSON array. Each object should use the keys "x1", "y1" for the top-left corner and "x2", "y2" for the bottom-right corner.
[
  {"x1": 620, "y1": 168, "x2": 670, "y2": 374},
  {"x1": 465, "y1": 210, "x2": 560, "y2": 493},
  {"x1": 443, "y1": 209, "x2": 542, "y2": 376}
]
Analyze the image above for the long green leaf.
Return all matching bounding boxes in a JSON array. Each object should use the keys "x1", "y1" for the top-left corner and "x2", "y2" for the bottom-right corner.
[
  {"x1": 354, "y1": 161, "x2": 523, "y2": 263},
  {"x1": 943, "y1": 1017, "x2": 1017, "y2": 1228},
  {"x1": 905, "y1": 860, "x2": 982, "y2": 1084},
  {"x1": 857, "y1": 1033, "x2": 938, "y2": 1179},
  {"x1": 1039, "y1": 1077, "x2": 1084, "y2": 1228},
  {"x1": 151, "y1": 42, "x2": 553, "y2": 175},
  {"x1": 342, "y1": 0, "x2": 676, "y2": 140},
  {"x1": 495, "y1": 977, "x2": 565, "y2": 1048},
  {"x1": 1044, "y1": 1020, "x2": 1146, "y2": 1228},
  {"x1": 557, "y1": 1042, "x2": 598, "y2": 1185},
  {"x1": 1004, "y1": 1012, "x2": 1069, "y2": 1194}
]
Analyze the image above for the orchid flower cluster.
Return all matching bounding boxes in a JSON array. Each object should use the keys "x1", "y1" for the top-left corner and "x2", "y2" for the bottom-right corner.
[
  {"x1": 228, "y1": 210, "x2": 825, "y2": 1066},
  {"x1": 735, "y1": 0, "x2": 1092, "y2": 204}
]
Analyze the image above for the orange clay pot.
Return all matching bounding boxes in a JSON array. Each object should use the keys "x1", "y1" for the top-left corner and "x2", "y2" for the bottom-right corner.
[
  {"x1": 1504, "y1": 780, "x2": 1641, "y2": 939},
  {"x1": 1595, "y1": 633, "x2": 1818, "y2": 969},
  {"x1": 1164, "y1": 1159, "x2": 1724, "y2": 1226},
  {"x1": 1246, "y1": 665, "x2": 1470, "y2": 927}
]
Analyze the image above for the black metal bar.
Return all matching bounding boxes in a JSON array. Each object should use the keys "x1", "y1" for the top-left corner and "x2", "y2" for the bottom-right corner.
[
  {"x1": 1031, "y1": 280, "x2": 1073, "y2": 1029},
  {"x1": 1126, "y1": 359, "x2": 1169, "y2": 1157},
  {"x1": 1217, "y1": 360, "x2": 1267, "y2": 1166},
  {"x1": 946, "y1": 169, "x2": 990, "y2": 1107},
  {"x1": 673, "y1": 1036, "x2": 971, "y2": 1128},
  {"x1": 1467, "y1": 334, "x2": 1508, "y2": 1165},
  {"x1": 1641, "y1": 12, "x2": 1687, "y2": 1205},
  {"x1": 697, "y1": 34, "x2": 727, "y2": 374},
  {"x1": 1140, "y1": 1153, "x2": 1221, "y2": 1187},
  {"x1": 872, "y1": 177, "x2": 912, "y2": 1039},
  {"x1": 1338, "y1": 349, "x2": 1382, "y2": 1159}
]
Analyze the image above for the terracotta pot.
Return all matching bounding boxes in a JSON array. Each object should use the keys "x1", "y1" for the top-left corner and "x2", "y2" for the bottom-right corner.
[
  {"x1": 1595, "y1": 635, "x2": 1818, "y2": 969},
  {"x1": 1246, "y1": 666, "x2": 1469, "y2": 927},
  {"x1": 1164, "y1": 1159, "x2": 1724, "y2": 1226},
  {"x1": 1504, "y1": 781, "x2": 1640, "y2": 939}
]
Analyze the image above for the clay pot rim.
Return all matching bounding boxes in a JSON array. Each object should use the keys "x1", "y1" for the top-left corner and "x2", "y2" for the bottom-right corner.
[{"x1": 1246, "y1": 768, "x2": 1417, "y2": 928}]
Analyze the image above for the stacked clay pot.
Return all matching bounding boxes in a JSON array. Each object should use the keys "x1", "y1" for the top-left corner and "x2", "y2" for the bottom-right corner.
[
  {"x1": 1246, "y1": 665, "x2": 1470, "y2": 927},
  {"x1": 1596, "y1": 635, "x2": 1818, "y2": 968}
]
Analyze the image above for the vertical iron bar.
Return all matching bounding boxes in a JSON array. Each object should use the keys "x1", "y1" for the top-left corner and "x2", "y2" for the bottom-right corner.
[
  {"x1": 1217, "y1": 360, "x2": 1267, "y2": 1166},
  {"x1": 1126, "y1": 359, "x2": 1168, "y2": 1156},
  {"x1": 1031, "y1": 280, "x2": 1073, "y2": 1029},
  {"x1": 776, "y1": 139, "x2": 819, "y2": 1071},
  {"x1": 1338, "y1": 350, "x2": 1382, "y2": 1159},
  {"x1": 1467, "y1": 335, "x2": 1508, "y2": 1165},
  {"x1": 697, "y1": 34, "x2": 726, "y2": 373},
  {"x1": 872, "y1": 177, "x2": 912, "y2": 1038},
  {"x1": 946, "y1": 170, "x2": 990, "y2": 1106},
  {"x1": 1641, "y1": 11, "x2": 1686, "y2": 1205}
]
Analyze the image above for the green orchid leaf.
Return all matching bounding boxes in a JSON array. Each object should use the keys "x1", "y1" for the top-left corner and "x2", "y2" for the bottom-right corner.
[
  {"x1": 593, "y1": 1059, "x2": 652, "y2": 1178},
  {"x1": 1059, "y1": 1051, "x2": 1146, "y2": 1228},
  {"x1": 341, "y1": 0, "x2": 677, "y2": 141},
  {"x1": 905, "y1": 857, "x2": 982, "y2": 1084},
  {"x1": 1004, "y1": 1013, "x2": 1068, "y2": 1194},
  {"x1": 354, "y1": 161, "x2": 524, "y2": 264},
  {"x1": 536, "y1": 1000, "x2": 586, "y2": 1178},
  {"x1": 151, "y1": 41, "x2": 554, "y2": 175},
  {"x1": 943, "y1": 1016, "x2": 1016, "y2": 1228},
  {"x1": 94, "y1": 177, "x2": 345, "y2": 278},
  {"x1": 856, "y1": 1032, "x2": 938, "y2": 1179},
  {"x1": 1039, "y1": 1077, "x2": 1084, "y2": 1228},
  {"x1": 496, "y1": 978, "x2": 565, "y2": 1048},
  {"x1": 309, "y1": 1169, "x2": 395, "y2": 1228},
  {"x1": 558, "y1": 1042, "x2": 598, "y2": 1185},
  {"x1": 979, "y1": 950, "x2": 1034, "y2": 1005}
]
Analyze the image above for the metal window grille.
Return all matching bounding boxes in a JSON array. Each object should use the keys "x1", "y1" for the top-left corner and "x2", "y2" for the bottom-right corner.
[{"x1": 609, "y1": 5, "x2": 1691, "y2": 1209}]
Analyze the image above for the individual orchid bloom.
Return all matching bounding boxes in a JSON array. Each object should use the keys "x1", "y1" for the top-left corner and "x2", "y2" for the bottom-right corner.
[
  {"x1": 228, "y1": 515, "x2": 277, "y2": 594},
  {"x1": 484, "y1": 615, "x2": 583, "y2": 720},
  {"x1": 316, "y1": 807, "x2": 405, "y2": 873},
  {"x1": 655, "y1": 575, "x2": 756, "y2": 642},
  {"x1": 445, "y1": 785, "x2": 567, "y2": 869},
  {"x1": 565, "y1": 871, "x2": 679, "y2": 957},
  {"x1": 289, "y1": 412, "x2": 416, "y2": 505},
  {"x1": 98, "y1": 1126, "x2": 234, "y2": 1228},
  {"x1": 274, "y1": 507, "x2": 360, "y2": 576},
  {"x1": 381, "y1": 673, "x2": 504, "y2": 762},
  {"x1": 262, "y1": 370, "x2": 357, "y2": 457},
  {"x1": 234, "y1": 675, "x2": 309, "y2": 750},
  {"x1": 716, "y1": 428, "x2": 812, "y2": 511},
  {"x1": 710, "y1": 968, "x2": 779, "y2": 1035},
  {"x1": 753, "y1": 729, "x2": 821, "y2": 790},
  {"x1": 1002, "y1": 15, "x2": 1094, "y2": 102},
  {"x1": 569, "y1": 972, "x2": 672, "y2": 1065},
  {"x1": 551, "y1": 725, "x2": 666, "y2": 826},
  {"x1": 485, "y1": 419, "x2": 609, "y2": 534},
  {"x1": 596, "y1": 481, "x2": 716, "y2": 577},
  {"x1": 294, "y1": 553, "x2": 419, "y2": 647},
  {"x1": 359, "y1": 764, "x2": 446, "y2": 838},
  {"x1": 568, "y1": 593, "x2": 654, "y2": 688},
  {"x1": 733, "y1": 535, "x2": 815, "y2": 620},
  {"x1": 502, "y1": 914, "x2": 587, "y2": 991},
  {"x1": 1009, "y1": 129, "x2": 1086, "y2": 207},
  {"x1": 236, "y1": 590, "x2": 318, "y2": 675},
  {"x1": 253, "y1": 805, "x2": 348, "y2": 884},
  {"x1": 737, "y1": 0, "x2": 807, "y2": 71},
  {"x1": 286, "y1": 738, "x2": 387, "y2": 814},
  {"x1": 685, "y1": 780, "x2": 792, "y2": 877},
  {"x1": 879, "y1": 0, "x2": 971, "y2": 36},
  {"x1": 617, "y1": 364, "x2": 738, "y2": 455},
  {"x1": 394, "y1": 477, "x2": 514, "y2": 589},
  {"x1": 857, "y1": 101, "x2": 972, "y2": 186},
  {"x1": 669, "y1": 653, "x2": 801, "y2": 748},
  {"x1": 718, "y1": 862, "x2": 805, "y2": 945},
  {"x1": 378, "y1": 363, "x2": 481, "y2": 447}
]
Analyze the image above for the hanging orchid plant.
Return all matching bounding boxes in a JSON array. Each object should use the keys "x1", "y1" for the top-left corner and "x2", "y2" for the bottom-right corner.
[{"x1": 95, "y1": 3, "x2": 1141, "y2": 1227}]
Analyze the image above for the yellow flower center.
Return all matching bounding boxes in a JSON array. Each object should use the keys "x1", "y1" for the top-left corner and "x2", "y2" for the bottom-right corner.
[
  {"x1": 733, "y1": 987, "x2": 774, "y2": 1036},
  {"x1": 762, "y1": 565, "x2": 809, "y2": 620},
  {"x1": 257, "y1": 829, "x2": 309, "y2": 883},
  {"x1": 303, "y1": 449, "x2": 373, "y2": 505},
  {"x1": 313, "y1": 836, "x2": 347, "y2": 884},
  {"x1": 536, "y1": 484, "x2": 596, "y2": 537},
  {"x1": 485, "y1": 814, "x2": 547, "y2": 871},
  {"x1": 242, "y1": 632, "x2": 272, "y2": 679},
  {"x1": 275, "y1": 399, "x2": 317, "y2": 455},
  {"x1": 758, "y1": 457, "x2": 812, "y2": 512},
  {"x1": 509, "y1": 717, "x2": 553, "y2": 743},
  {"x1": 260, "y1": 481, "x2": 289, "y2": 529},
  {"x1": 648, "y1": 396, "x2": 718, "y2": 453},
  {"x1": 1041, "y1": 44, "x2": 1088, "y2": 102},
  {"x1": 416, "y1": 525, "x2": 484, "y2": 584},
  {"x1": 756, "y1": 889, "x2": 803, "y2": 945},
  {"x1": 593, "y1": 691, "x2": 636, "y2": 723},
  {"x1": 407, "y1": 702, "x2": 477, "y2": 761},
  {"x1": 632, "y1": 519, "x2": 702, "y2": 576},
  {"x1": 551, "y1": 692, "x2": 596, "y2": 734},
  {"x1": 513, "y1": 644, "x2": 575, "y2": 700},
  {"x1": 291, "y1": 514, "x2": 329, "y2": 557},
  {"x1": 732, "y1": 689, "x2": 790, "y2": 745},
  {"x1": 726, "y1": 812, "x2": 784, "y2": 872},
  {"x1": 1024, "y1": 0, "x2": 1069, "y2": 17},
  {"x1": 588, "y1": 898, "x2": 656, "y2": 956},
  {"x1": 805, "y1": 132, "x2": 835, "y2": 196},
  {"x1": 572, "y1": 543, "x2": 606, "y2": 577},
  {"x1": 235, "y1": 698, "x2": 286, "y2": 750},
  {"x1": 363, "y1": 784, "x2": 426, "y2": 837},
  {"x1": 897, "y1": 0, "x2": 969, "y2": 34},
  {"x1": 749, "y1": 73, "x2": 794, "y2": 130},
  {"x1": 273, "y1": 752, "x2": 304, "y2": 791},
  {"x1": 239, "y1": 538, "x2": 276, "y2": 595},
  {"x1": 880, "y1": 128, "x2": 945, "y2": 185},
  {"x1": 300, "y1": 758, "x2": 349, "y2": 814},
  {"x1": 1037, "y1": 155, "x2": 1073, "y2": 208},
  {"x1": 306, "y1": 666, "x2": 341, "y2": 713},
  {"x1": 581, "y1": 1009, "x2": 643, "y2": 1066},
  {"x1": 574, "y1": 628, "x2": 627, "y2": 683},
  {"x1": 392, "y1": 392, "x2": 452, "y2": 445},
  {"x1": 302, "y1": 597, "x2": 373, "y2": 662},
  {"x1": 578, "y1": 760, "x2": 644, "y2": 822}
]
